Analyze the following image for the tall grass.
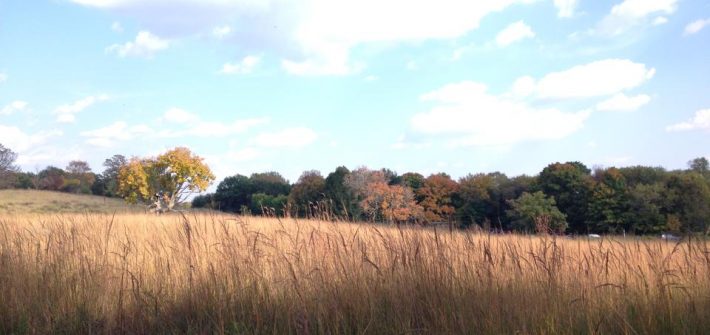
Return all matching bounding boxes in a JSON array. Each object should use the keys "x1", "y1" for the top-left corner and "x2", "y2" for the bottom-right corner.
[{"x1": 0, "y1": 212, "x2": 708, "y2": 334}]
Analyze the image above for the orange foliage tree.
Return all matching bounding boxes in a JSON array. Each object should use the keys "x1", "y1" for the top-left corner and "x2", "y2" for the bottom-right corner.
[{"x1": 417, "y1": 173, "x2": 459, "y2": 223}]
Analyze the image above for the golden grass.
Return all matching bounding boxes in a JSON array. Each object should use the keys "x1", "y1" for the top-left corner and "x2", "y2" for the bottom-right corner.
[
  {"x1": 0, "y1": 190, "x2": 142, "y2": 214},
  {"x1": 0, "y1": 212, "x2": 708, "y2": 334}
]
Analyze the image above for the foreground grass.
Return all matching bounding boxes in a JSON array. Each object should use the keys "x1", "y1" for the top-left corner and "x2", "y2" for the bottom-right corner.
[
  {"x1": 0, "y1": 190, "x2": 142, "y2": 214},
  {"x1": 0, "y1": 213, "x2": 708, "y2": 334}
]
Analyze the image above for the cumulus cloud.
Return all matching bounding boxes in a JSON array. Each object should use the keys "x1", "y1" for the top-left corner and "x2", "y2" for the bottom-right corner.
[
  {"x1": 158, "y1": 118, "x2": 269, "y2": 138},
  {"x1": 553, "y1": 0, "x2": 578, "y2": 18},
  {"x1": 221, "y1": 55, "x2": 261, "y2": 74},
  {"x1": 495, "y1": 21, "x2": 535, "y2": 47},
  {"x1": 54, "y1": 94, "x2": 109, "y2": 123},
  {"x1": 1, "y1": 101, "x2": 28, "y2": 115},
  {"x1": 72, "y1": 0, "x2": 536, "y2": 75},
  {"x1": 684, "y1": 18, "x2": 710, "y2": 35},
  {"x1": 0, "y1": 125, "x2": 62, "y2": 152},
  {"x1": 410, "y1": 81, "x2": 591, "y2": 147},
  {"x1": 653, "y1": 16, "x2": 668, "y2": 25},
  {"x1": 596, "y1": 0, "x2": 678, "y2": 36},
  {"x1": 666, "y1": 109, "x2": 710, "y2": 132},
  {"x1": 596, "y1": 93, "x2": 651, "y2": 112},
  {"x1": 252, "y1": 127, "x2": 318, "y2": 148},
  {"x1": 80, "y1": 121, "x2": 153, "y2": 147},
  {"x1": 518, "y1": 59, "x2": 655, "y2": 99},
  {"x1": 106, "y1": 31, "x2": 169, "y2": 58}
]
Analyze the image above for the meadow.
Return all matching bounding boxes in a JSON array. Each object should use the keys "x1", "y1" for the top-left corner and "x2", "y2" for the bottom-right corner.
[{"x1": 0, "y1": 208, "x2": 708, "y2": 334}]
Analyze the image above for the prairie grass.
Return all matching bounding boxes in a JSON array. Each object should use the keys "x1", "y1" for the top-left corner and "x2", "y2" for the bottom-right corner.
[
  {"x1": 0, "y1": 212, "x2": 708, "y2": 334},
  {"x1": 0, "y1": 190, "x2": 142, "y2": 214}
]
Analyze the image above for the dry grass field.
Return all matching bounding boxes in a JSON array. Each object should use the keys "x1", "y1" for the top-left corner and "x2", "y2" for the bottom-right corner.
[
  {"x1": 0, "y1": 190, "x2": 142, "y2": 214},
  {"x1": 0, "y1": 211, "x2": 709, "y2": 334}
]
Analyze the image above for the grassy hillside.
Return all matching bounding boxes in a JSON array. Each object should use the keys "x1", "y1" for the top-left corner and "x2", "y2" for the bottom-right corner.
[{"x1": 0, "y1": 189, "x2": 143, "y2": 214}]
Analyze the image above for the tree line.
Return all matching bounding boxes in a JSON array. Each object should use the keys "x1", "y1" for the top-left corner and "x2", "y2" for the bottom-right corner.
[
  {"x1": 195, "y1": 158, "x2": 710, "y2": 235},
  {"x1": 1, "y1": 143, "x2": 708, "y2": 234}
]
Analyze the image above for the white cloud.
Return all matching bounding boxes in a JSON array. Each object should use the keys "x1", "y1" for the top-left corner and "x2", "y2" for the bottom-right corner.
[
  {"x1": 212, "y1": 25, "x2": 232, "y2": 38},
  {"x1": 596, "y1": 93, "x2": 651, "y2": 112},
  {"x1": 1, "y1": 101, "x2": 28, "y2": 115},
  {"x1": 410, "y1": 81, "x2": 591, "y2": 147},
  {"x1": 0, "y1": 73, "x2": 6, "y2": 83},
  {"x1": 596, "y1": 0, "x2": 678, "y2": 35},
  {"x1": 54, "y1": 94, "x2": 109, "y2": 123},
  {"x1": 157, "y1": 117, "x2": 269, "y2": 137},
  {"x1": 106, "y1": 31, "x2": 169, "y2": 58},
  {"x1": 553, "y1": 0, "x2": 578, "y2": 18},
  {"x1": 511, "y1": 76, "x2": 536, "y2": 97},
  {"x1": 529, "y1": 59, "x2": 655, "y2": 99},
  {"x1": 666, "y1": 109, "x2": 710, "y2": 132},
  {"x1": 221, "y1": 55, "x2": 261, "y2": 74},
  {"x1": 252, "y1": 127, "x2": 318, "y2": 148},
  {"x1": 0, "y1": 125, "x2": 62, "y2": 152},
  {"x1": 495, "y1": 21, "x2": 535, "y2": 47},
  {"x1": 163, "y1": 107, "x2": 199, "y2": 124},
  {"x1": 73, "y1": 0, "x2": 535, "y2": 76},
  {"x1": 684, "y1": 18, "x2": 710, "y2": 35},
  {"x1": 111, "y1": 21, "x2": 123, "y2": 32},
  {"x1": 653, "y1": 16, "x2": 668, "y2": 25},
  {"x1": 80, "y1": 121, "x2": 153, "y2": 147}
]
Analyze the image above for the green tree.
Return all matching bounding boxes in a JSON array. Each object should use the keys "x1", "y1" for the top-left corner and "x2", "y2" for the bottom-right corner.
[
  {"x1": 101, "y1": 155, "x2": 127, "y2": 197},
  {"x1": 506, "y1": 191, "x2": 567, "y2": 234},
  {"x1": 324, "y1": 166, "x2": 356, "y2": 219},
  {"x1": 214, "y1": 174, "x2": 254, "y2": 213},
  {"x1": 664, "y1": 172, "x2": 710, "y2": 233},
  {"x1": 537, "y1": 162, "x2": 593, "y2": 233},
  {"x1": 37, "y1": 166, "x2": 66, "y2": 191},
  {"x1": 250, "y1": 172, "x2": 291, "y2": 196},
  {"x1": 586, "y1": 168, "x2": 631, "y2": 233}
]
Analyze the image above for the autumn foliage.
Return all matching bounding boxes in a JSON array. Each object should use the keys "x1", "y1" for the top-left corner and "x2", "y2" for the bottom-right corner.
[{"x1": 118, "y1": 147, "x2": 215, "y2": 209}]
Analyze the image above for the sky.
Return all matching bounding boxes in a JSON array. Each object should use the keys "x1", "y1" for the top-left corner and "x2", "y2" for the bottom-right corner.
[{"x1": 0, "y1": 0, "x2": 709, "y2": 187}]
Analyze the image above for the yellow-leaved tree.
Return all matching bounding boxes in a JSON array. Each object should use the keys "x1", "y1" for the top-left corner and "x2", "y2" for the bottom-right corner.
[{"x1": 117, "y1": 147, "x2": 215, "y2": 212}]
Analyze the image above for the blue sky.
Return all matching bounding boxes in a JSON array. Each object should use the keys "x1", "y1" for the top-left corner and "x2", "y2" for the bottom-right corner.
[{"x1": 0, "y1": 0, "x2": 708, "y2": 186}]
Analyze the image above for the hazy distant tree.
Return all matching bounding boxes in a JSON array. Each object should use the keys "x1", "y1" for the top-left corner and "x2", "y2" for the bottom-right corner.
[
  {"x1": 0, "y1": 144, "x2": 19, "y2": 188},
  {"x1": 37, "y1": 166, "x2": 66, "y2": 191},
  {"x1": 618, "y1": 166, "x2": 668, "y2": 187},
  {"x1": 101, "y1": 155, "x2": 127, "y2": 196},
  {"x1": 688, "y1": 157, "x2": 709, "y2": 177},
  {"x1": 417, "y1": 173, "x2": 459, "y2": 223},
  {"x1": 65, "y1": 160, "x2": 95, "y2": 194},
  {"x1": 507, "y1": 191, "x2": 567, "y2": 234},
  {"x1": 288, "y1": 170, "x2": 326, "y2": 217},
  {"x1": 537, "y1": 162, "x2": 593, "y2": 233}
]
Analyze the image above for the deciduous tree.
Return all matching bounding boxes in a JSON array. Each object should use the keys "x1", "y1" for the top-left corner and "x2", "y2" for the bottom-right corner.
[{"x1": 117, "y1": 147, "x2": 215, "y2": 212}]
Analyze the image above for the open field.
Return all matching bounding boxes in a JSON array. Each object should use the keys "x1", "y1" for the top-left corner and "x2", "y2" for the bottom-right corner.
[
  {"x1": 0, "y1": 190, "x2": 142, "y2": 214},
  {"x1": 0, "y1": 212, "x2": 709, "y2": 334}
]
